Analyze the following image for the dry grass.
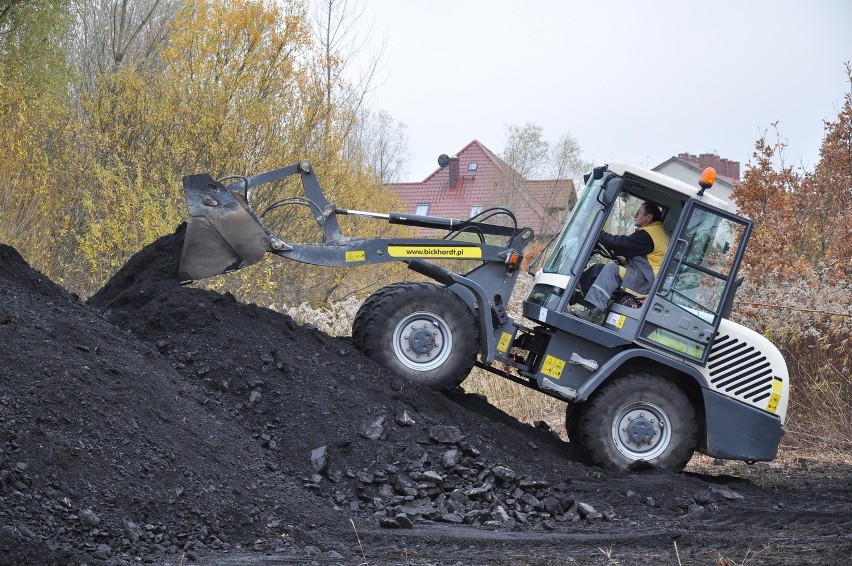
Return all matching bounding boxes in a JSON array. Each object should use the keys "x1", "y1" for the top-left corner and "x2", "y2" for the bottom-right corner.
[
  {"x1": 350, "y1": 519, "x2": 368, "y2": 566},
  {"x1": 463, "y1": 367, "x2": 569, "y2": 437},
  {"x1": 598, "y1": 545, "x2": 621, "y2": 565},
  {"x1": 773, "y1": 339, "x2": 852, "y2": 455},
  {"x1": 735, "y1": 273, "x2": 851, "y2": 457}
]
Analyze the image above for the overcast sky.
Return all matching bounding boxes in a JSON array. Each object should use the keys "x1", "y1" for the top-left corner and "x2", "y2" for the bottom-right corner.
[{"x1": 354, "y1": 0, "x2": 852, "y2": 181}]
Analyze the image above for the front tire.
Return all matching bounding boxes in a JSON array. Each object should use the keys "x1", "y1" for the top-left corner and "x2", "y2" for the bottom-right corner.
[
  {"x1": 565, "y1": 402, "x2": 584, "y2": 448},
  {"x1": 352, "y1": 283, "x2": 479, "y2": 390},
  {"x1": 564, "y1": 403, "x2": 591, "y2": 463},
  {"x1": 579, "y1": 373, "x2": 697, "y2": 471}
]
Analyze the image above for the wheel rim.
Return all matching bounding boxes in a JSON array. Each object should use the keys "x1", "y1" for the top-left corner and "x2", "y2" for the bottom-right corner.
[
  {"x1": 611, "y1": 401, "x2": 672, "y2": 461},
  {"x1": 392, "y1": 311, "x2": 453, "y2": 371}
]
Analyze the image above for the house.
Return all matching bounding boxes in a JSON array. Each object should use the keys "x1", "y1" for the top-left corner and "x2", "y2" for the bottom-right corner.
[
  {"x1": 653, "y1": 153, "x2": 740, "y2": 202},
  {"x1": 386, "y1": 140, "x2": 576, "y2": 239}
]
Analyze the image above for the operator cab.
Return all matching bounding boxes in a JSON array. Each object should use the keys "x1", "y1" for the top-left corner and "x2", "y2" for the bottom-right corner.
[{"x1": 525, "y1": 163, "x2": 751, "y2": 366}]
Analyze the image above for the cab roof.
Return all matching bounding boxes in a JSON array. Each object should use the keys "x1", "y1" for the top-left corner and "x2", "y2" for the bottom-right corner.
[{"x1": 607, "y1": 163, "x2": 733, "y2": 212}]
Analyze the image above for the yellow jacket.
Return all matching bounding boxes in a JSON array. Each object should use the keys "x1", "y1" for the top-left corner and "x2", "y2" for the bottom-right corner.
[{"x1": 618, "y1": 220, "x2": 669, "y2": 278}]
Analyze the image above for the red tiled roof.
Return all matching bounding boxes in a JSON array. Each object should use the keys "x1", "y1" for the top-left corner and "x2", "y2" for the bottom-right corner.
[{"x1": 386, "y1": 140, "x2": 575, "y2": 237}]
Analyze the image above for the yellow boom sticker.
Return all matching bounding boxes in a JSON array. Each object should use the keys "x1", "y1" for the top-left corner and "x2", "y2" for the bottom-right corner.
[
  {"x1": 387, "y1": 245, "x2": 482, "y2": 259},
  {"x1": 345, "y1": 250, "x2": 366, "y2": 262}
]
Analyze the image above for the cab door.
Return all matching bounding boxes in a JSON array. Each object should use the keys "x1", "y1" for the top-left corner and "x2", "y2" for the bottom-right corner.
[{"x1": 637, "y1": 200, "x2": 752, "y2": 365}]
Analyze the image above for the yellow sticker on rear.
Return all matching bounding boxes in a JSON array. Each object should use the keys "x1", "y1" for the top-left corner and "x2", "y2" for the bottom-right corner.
[
  {"x1": 496, "y1": 332, "x2": 512, "y2": 353},
  {"x1": 541, "y1": 355, "x2": 565, "y2": 379},
  {"x1": 387, "y1": 245, "x2": 482, "y2": 259},
  {"x1": 345, "y1": 250, "x2": 365, "y2": 262},
  {"x1": 767, "y1": 378, "x2": 783, "y2": 414}
]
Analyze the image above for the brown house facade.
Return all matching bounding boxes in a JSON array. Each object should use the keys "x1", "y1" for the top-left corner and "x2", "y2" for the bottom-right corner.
[{"x1": 386, "y1": 140, "x2": 576, "y2": 239}]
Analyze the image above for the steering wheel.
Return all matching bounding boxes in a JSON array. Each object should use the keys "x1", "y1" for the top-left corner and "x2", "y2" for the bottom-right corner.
[{"x1": 594, "y1": 241, "x2": 617, "y2": 261}]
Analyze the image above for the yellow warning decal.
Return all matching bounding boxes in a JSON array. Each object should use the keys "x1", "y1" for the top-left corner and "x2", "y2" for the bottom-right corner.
[
  {"x1": 345, "y1": 250, "x2": 365, "y2": 262},
  {"x1": 614, "y1": 314, "x2": 626, "y2": 329},
  {"x1": 496, "y1": 332, "x2": 512, "y2": 353},
  {"x1": 767, "y1": 378, "x2": 783, "y2": 414},
  {"x1": 387, "y1": 245, "x2": 482, "y2": 259},
  {"x1": 541, "y1": 355, "x2": 566, "y2": 379}
]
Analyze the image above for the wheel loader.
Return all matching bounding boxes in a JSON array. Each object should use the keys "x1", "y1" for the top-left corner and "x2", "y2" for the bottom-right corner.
[{"x1": 178, "y1": 159, "x2": 789, "y2": 472}]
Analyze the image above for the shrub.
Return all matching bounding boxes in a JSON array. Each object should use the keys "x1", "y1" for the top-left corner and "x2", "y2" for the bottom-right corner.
[{"x1": 735, "y1": 272, "x2": 851, "y2": 452}]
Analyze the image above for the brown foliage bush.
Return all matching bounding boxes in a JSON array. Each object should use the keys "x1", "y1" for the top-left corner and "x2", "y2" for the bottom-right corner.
[{"x1": 735, "y1": 271, "x2": 851, "y2": 452}]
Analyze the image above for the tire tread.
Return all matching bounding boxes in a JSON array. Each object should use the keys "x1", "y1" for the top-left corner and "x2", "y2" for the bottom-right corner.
[
  {"x1": 579, "y1": 372, "x2": 697, "y2": 471},
  {"x1": 352, "y1": 282, "x2": 479, "y2": 390}
]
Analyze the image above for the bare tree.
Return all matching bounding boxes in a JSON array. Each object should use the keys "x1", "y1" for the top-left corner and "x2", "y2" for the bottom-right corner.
[
  {"x1": 356, "y1": 107, "x2": 410, "y2": 182},
  {"x1": 497, "y1": 123, "x2": 590, "y2": 235},
  {"x1": 69, "y1": 0, "x2": 179, "y2": 92},
  {"x1": 534, "y1": 132, "x2": 589, "y2": 230},
  {"x1": 498, "y1": 123, "x2": 548, "y2": 211},
  {"x1": 502, "y1": 122, "x2": 548, "y2": 178},
  {"x1": 307, "y1": 0, "x2": 415, "y2": 184},
  {"x1": 309, "y1": 0, "x2": 385, "y2": 134},
  {"x1": 549, "y1": 133, "x2": 592, "y2": 188}
]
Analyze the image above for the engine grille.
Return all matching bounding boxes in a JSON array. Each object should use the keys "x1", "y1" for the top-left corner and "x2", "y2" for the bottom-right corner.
[{"x1": 707, "y1": 333, "x2": 775, "y2": 404}]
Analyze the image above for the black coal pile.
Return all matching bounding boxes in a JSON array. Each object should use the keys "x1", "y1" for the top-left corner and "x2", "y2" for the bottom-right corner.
[{"x1": 1, "y1": 227, "x2": 721, "y2": 565}]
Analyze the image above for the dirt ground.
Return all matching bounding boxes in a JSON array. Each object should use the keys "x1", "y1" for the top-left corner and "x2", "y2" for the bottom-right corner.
[{"x1": 1, "y1": 227, "x2": 851, "y2": 565}]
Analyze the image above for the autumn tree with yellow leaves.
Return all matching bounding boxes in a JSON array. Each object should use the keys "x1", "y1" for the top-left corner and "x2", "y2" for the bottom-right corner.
[
  {"x1": 75, "y1": 0, "x2": 318, "y2": 284},
  {"x1": 1, "y1": 0, "x2": 410, "y2": 304},
  {"x1": 0, "y1": 0, "x2": 81, "y2": 277},
  {"x1": 734, "y1": 65, "x2": 852, "y2": 280}
]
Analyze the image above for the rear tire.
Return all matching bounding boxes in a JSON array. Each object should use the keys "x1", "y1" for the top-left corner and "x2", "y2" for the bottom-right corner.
[
  {"x1": 579, "y1": 373, "x2": 697, "y2": 472},
  {"x1": 352, "y1": 283, "x2": 479, "y2": 390}
]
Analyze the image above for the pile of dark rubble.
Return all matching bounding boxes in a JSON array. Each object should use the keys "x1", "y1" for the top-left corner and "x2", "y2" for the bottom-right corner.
[
  {"x1": 310, "y1": 421, "x2": 609, "y2": 531},
  {"x1": 0, "y1": 227, "x2": 755, "y2": 564}
]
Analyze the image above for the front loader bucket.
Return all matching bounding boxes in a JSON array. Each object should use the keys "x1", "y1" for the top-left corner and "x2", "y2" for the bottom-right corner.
[{"x1": 179, "y1": 173, "x2": 271, "y2": 282}]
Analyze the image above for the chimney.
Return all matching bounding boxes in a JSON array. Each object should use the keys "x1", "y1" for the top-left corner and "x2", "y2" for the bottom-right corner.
[
  {"x1": 680, "y1": 152, "x2": 740, "y2": 181},
  {"x1": 719, "y1": 158, "x2": 741, "y2": 181},
  {"x1": 448, "y1": 157, "x2": 459, "y2": 190}
]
